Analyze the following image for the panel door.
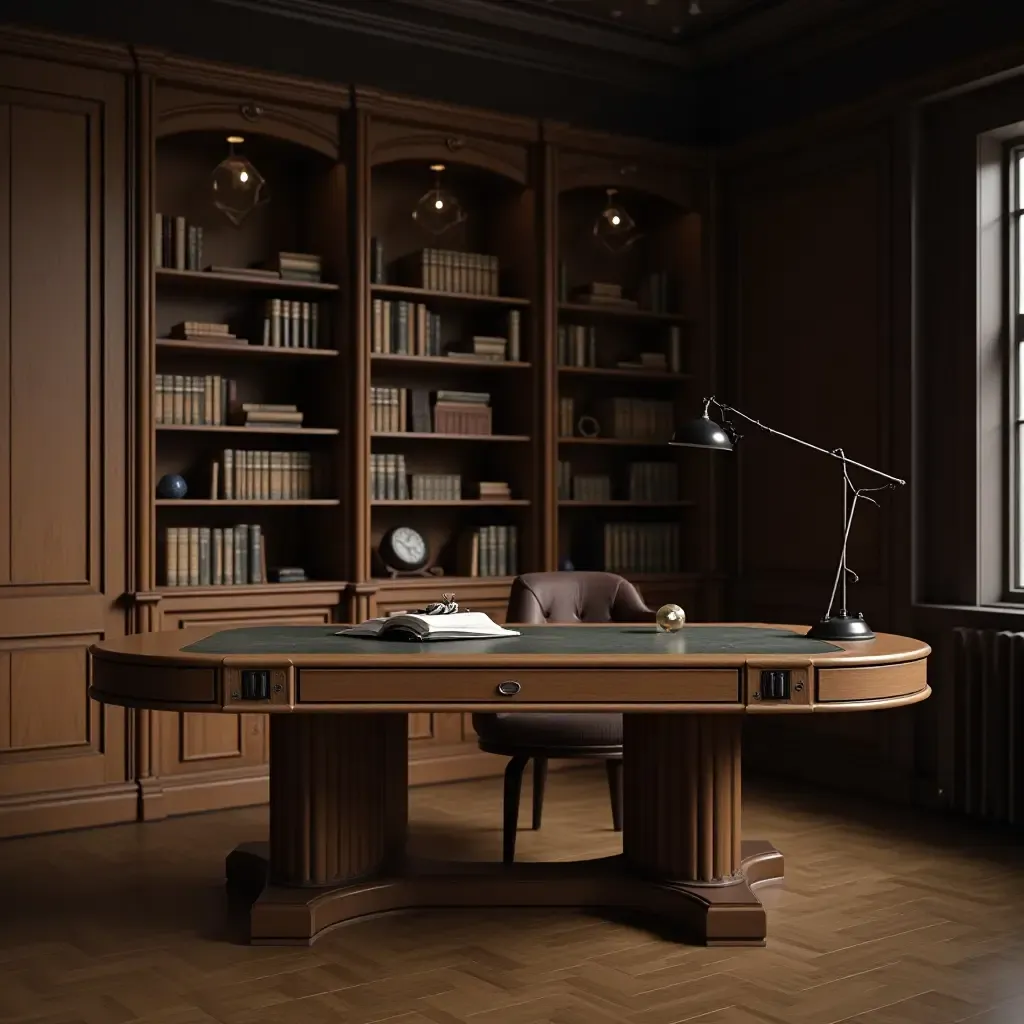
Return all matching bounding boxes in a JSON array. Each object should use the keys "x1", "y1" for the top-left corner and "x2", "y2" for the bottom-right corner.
[{"x1": 0, "y1": 55, "x2": 130, "y2": 838}]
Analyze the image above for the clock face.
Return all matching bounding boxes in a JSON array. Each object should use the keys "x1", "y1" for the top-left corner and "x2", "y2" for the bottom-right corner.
[{"x1": 384, "y1": 526, "x2": 428, "y2": 569}]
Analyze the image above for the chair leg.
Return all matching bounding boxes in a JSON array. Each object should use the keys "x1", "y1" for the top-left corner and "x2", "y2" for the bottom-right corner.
[
  {"x1": 531, "y1": 756, "x2": 549, "y2": 830},
  {"x1": 503, "y1": 754, "x2": 530, "y2": 864},
  {"x1": 605, "y1": 758, "x2": 623, "y2": 832}
]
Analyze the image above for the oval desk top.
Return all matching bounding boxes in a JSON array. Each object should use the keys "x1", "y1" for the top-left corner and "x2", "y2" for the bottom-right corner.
[{"x1": 89, "y1": 623, "x2": 931, "y2": 715}]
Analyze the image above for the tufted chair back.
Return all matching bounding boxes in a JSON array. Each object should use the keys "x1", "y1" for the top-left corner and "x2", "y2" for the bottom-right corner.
[{"x1": 506, "y1": 571, "x2": 655, "y2": 624}]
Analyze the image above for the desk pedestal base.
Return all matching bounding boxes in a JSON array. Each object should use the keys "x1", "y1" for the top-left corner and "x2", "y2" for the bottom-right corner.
[
  {"x1": 229, "y1": 710, "x2": 783, "y2": 947},
  {"x1": 226, "y1": 840, "x2": 783, "y2": 947}
]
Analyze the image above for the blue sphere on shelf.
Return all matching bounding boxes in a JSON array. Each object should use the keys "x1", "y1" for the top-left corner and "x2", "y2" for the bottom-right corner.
[{"x1": 157, "y1": 473, "x2": 188, "y2": 499}]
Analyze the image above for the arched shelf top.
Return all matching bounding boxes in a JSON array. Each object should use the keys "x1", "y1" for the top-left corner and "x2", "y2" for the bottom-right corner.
[
  {"x1": 557, "y1": 164, "x2": 695, "y2": 212},
  {"x1": 368, "y1": 127, "x2": 529, "y2": 187},
  {"x1": 155, "y1": 101, "x2": 339, "y2": 162}
]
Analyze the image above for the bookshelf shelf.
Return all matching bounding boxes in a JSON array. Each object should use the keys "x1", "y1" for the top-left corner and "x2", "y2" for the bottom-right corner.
[
  {"x1": 558, "y1": 302, "x2": 693, "y2": 324},
  {"x1": 155, "y1": 339, "x2": 338, "y2": 358},
  {"x1": 156, "y1": 267, "x2": 340, "y2": 294},
  {"x1": 371, "y1": 354, "x2": 531, "y2": 371},
  {"x1": 154, "y1": 580, "x2": 347, "y2": 596},
  {"x1": 370, "y1": 575, "x2": 515, "y2": 586},
  {"x1": 558, "y1": 437, "x2": 671, "y2": 447},
  {"x1": 371, "y1": 283, "x2": 529, "y2": 307},
  {"x1": 372, "y1": 432, "x2": 531, "y2": 443},
  {"x1": 372, "y1": 500, "x2": 530, "y2": 507},
  {"x1": 156, "y1": 424, "x2": 340, "y2": 436},
  {"x1": 559, "y1": 500, "x2": 695, "y2": 508},
  {"x1": 155, "y1": 499, "x2": 341, "y2": 507},
  {"x1": 558, "y1": 366, "x2": 692, "y2": 381}
]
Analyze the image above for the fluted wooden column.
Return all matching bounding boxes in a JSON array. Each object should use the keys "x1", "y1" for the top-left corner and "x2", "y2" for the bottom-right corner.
[
  {"x1": 623, "y1": 714, "x2": 743, "y2": 884},
  {"x1": 268, "y1": 713, "x2": 408, "y2": 888}
]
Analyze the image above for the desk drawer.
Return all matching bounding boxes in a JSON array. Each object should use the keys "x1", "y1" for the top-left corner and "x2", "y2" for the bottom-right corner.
[{"x1": 297, "y1": 668, "x2": 740, "y2": 705}]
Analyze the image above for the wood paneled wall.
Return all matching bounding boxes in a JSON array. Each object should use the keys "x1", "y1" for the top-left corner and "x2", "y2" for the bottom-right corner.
[
  {"x1": 720, "y1": 119, "x2": 921, "y2": 800},
  {"x1": 0, "y1": 49, "x2": 135, "y2": 835}
]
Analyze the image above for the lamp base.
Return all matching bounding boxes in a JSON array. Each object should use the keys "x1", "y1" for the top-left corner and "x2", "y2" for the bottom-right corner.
[{"x1": 806, "y1": 613, "x2": 876, "y2": 642}]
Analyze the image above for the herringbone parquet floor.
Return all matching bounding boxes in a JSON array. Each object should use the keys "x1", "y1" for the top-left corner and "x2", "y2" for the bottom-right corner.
[{"x1": 1, "y1": 768, "x2": 1023, "y2": 1024}]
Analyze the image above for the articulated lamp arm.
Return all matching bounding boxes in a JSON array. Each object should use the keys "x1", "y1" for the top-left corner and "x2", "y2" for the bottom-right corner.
[
  {"x1": 701, "y1": 397, "x2": 906, "y2": 488},
  {"x1": 675, "y1": 396, "x2": 907, "y2": 641}
]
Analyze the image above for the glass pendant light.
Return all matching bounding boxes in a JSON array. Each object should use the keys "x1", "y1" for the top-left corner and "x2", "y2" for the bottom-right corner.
[
  {"x1": 412, "y1": 163, "x2": 466, "y2": 236},
  {"x1": 593, "y1": 188, "x2": 640, "y2": 253},
  {"x1": 211, "y1": 135, "x2": 268, "y2": 227}
]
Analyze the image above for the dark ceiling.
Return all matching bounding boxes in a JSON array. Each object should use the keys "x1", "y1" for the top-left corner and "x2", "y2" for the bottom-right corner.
[{"x1": 507, "y1": 0, "x2": 785, "y2": 44}]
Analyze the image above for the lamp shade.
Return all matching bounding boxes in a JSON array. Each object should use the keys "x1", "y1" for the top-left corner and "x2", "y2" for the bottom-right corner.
[{"x1": 669, "y1": 415, "x2": 734, "y2": 451}]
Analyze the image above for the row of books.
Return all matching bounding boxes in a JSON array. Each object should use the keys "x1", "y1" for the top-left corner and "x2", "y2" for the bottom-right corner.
[
  {"x1": 370, "y1": 453, "x2": 410, "y2": 500},
  {"x1": 155, "y1": 214, "x2": 203, "y2": 271},
  {"x1": 461, "y1": 524, "x2": 518, "y2": 578},
  {"x1": 369, "y1": 455, "x2": 514, "y2": 501},
  {"x1": 557, "y1": 324, "x2": 683, "y2": 373},
  {"x1": 557, "y1": 396, "x2": 674, "y2": 440},
  {"x1": 370, "y1": 299, "x2": 522, "y2": 362},
  {"x1": 567, "y1": 473, "x2": 612, "y2": 502},
  {"x1": 597, "y1": 522, "x2": 683, "y2": 576},
  {"x1": 371, "y1": 299, "x2": 441, "y2": 356},
  {"x1": 163, "y1": 524, "x2": 264, "y2": 587},
  {"x1": 261, "y1": 298, "x2": 325, "y2": 348},
  {"x1": 214, "y1": 449, "x2": 315, "y2": 501},
  {"x1": 557, "y1": 461, "x2": 680, "y2": 502},
  {"x1": 370, "y1": 388, "x2": 493, "y2": 436},
  {"x1": 155, "y1": 374, "x2": 232, "y2": 426},
  {"x1": 372, "y1": 242, "x2": 503, "y2": 296}
]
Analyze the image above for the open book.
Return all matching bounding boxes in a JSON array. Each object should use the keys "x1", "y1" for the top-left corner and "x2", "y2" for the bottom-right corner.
[{"x1": 336, "y1": 611, "x2": 520, "y2": 642}]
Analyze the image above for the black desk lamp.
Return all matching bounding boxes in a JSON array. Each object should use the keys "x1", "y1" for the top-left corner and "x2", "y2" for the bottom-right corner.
[{"x1": 670, "y1": 396, "x2": 906, "y2": 642}]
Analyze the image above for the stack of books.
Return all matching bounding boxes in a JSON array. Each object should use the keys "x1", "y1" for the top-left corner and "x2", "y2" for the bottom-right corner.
[
  {"x1": 270, "y1": 566, "x2": 307, "y2": 584},
  {"x1": 570, "y1": 282, "x2": 638, "y2": 309},
  {"x1": 448, "y1": 335, "x2": 507, "y2": 362},
  {"x1": 432, "y1": 390, "x2": 492, "y2": 435},
  {"x1": 169, "y1": 321, "x2": 245, "y2": 345},
  {"x1": 266, "y1": 251, "x2": 322, "y2": 283},
  {"x1": 232, "y1": 402, "x2": 304, "y2": 428},
  {"x1": 474, "y1": 481, "x2": 511, "y2": 500},
  {"x1": 616, "y1": 351, "x2": 668, "y2": 371}
]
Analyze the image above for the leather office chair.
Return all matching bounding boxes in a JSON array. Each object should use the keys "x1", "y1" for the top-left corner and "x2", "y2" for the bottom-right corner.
[{"x1": 472, "y1": 571, "x2": 656, "y2": 863}]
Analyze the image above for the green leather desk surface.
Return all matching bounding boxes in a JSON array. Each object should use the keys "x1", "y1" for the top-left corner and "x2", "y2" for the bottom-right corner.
[{"x1": 184, "y1": 624, "x2": 841, "y2": 658}]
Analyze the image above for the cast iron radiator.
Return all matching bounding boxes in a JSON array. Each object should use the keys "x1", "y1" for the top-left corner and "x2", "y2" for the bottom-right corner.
[{"x1": 952, "y1": 628, "x2": 1024, "y2": 824}]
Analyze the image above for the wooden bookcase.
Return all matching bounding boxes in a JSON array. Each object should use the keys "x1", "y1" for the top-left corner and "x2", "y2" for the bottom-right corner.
[
  {"x1": 547, "y1": 124, "x2": 713, "y2": 613},
  {"x1": 127, "y1": 64, "x2": 716, "y2": 819}
]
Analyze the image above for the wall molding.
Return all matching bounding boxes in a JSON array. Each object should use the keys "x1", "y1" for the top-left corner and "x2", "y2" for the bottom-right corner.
[{"x1": 209, "y1": 0, "x2": 681, "y2": 92}]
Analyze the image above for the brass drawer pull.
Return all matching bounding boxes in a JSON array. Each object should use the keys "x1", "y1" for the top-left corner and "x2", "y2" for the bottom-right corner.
[{"x1": 496, "y1": 680, "x2": 521, "y2": 697}]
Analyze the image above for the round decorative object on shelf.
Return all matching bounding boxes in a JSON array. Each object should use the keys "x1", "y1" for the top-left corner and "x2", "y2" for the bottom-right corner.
[
  {"x1": 656, "y1": 603, "x2": 686, "y2": 633},
  {"x1": 156, "y1": 473, "x2": 188, "y2": 500},
  {"x1": 379, "y1": 525, "x2": 429, "y2": 574},
  {"x1": 577, "y1": 415, "x2": 600, "y2": 438}
]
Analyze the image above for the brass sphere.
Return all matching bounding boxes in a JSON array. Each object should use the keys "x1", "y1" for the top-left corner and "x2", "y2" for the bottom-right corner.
[{"x1": 655, "y1": 603, "x2": 686, "y2": 633}]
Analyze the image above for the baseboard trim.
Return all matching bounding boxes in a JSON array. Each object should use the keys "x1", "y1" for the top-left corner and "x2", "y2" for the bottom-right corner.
[
  {"x1": 0, "y1": 781, "x2": 137, "y2": 839},
  {"x1": 138, "y1": 768, "x2": 270, "y2": 820},
  {"x1": 0, "y1": 751, "x2": 597, "y2": 838}
]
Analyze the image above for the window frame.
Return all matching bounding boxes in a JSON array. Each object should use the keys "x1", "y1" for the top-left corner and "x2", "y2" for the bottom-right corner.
[{"x1": 1008, "y1": 140, "x2": 1024, "y2": 596}]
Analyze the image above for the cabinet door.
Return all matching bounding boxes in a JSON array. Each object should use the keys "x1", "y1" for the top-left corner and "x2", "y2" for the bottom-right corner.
[{"x1": 0, "y1": 57, "x2": 130, "y2": 839}]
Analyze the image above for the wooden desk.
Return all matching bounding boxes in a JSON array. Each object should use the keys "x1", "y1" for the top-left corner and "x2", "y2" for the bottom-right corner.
[{"x1": 89, "y1": 623, "x2": 930, "y2": 947}]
